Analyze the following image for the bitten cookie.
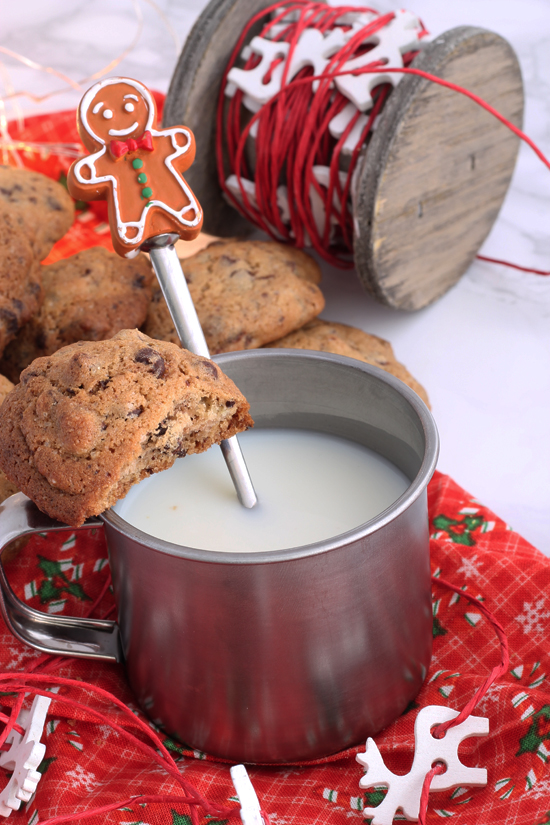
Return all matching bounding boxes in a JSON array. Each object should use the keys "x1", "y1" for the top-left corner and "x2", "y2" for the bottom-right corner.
[
  {"x1": 144, "y1": 239, "x2": 324, "y2": 353},
  {"x1": 0, "y1": 166, "x2": 74, "y2": 260},
  {"x1": 266, "y1": 319, "x2": 430, "y2": 407},
  {"x1": 0, "y1": 212, "x2": 43, "y2": 357},
  {"x1": 0, "y1": 329, "x2": 253, "y2": 526},
  {"x1": 0, "y1": 247, "x2": 154, "y2": 382}
]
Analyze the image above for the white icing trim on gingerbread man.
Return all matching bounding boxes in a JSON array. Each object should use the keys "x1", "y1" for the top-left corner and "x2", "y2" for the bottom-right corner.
[{"x1": 73, "y1": 77, "x2": 201, "y2": 256}]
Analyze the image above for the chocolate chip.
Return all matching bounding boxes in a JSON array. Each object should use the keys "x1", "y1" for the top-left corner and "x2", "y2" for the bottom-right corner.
[
  {"x1": 225, "y1": 332, "x2": 245, "y2": 346},
  {"x1": 133, "y1": 274, "x2": 145, "y2": 289},
  {"x1": 21, "y1": 370, "x2": 40, "y2": 385},
  {"x1": 226, "y1": 400, "x2": 235, "y2": 407},
  {"x1": 175, "y1": 441, "x2": 188, "y2": 457},
  {"x1": 221, "y1": 255, "x2": 237, "y2": 265},
  {"x1": 200, "y1": 360, "x2": 218, "y2": 379},
  {"x1": 155, "y1": 421, "x2": 168, "y2": 437},
  {"x1": 229, "y1": 268, "x2": 253, "y2": 278},
  {"x1": 90, "y1": 378, "x2": 110, "y2": 394},
  {"x1": 0, "y1": 308, "x2": 19, "y2": 335},
  {"x1": 135, "y1": 347, "x2": 165, "y2": 378},
  {"x1": 46, "y1": 196, "x2": 63, "y2": 212},
  {"x1": 127, "y1": 406, "x2": 144, "y2": 419}
]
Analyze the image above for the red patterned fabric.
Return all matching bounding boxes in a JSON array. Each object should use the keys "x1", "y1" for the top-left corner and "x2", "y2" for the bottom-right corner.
[
  {"x1": 2, "y1": 109, "x2": 550, "y2": 825},
  {"x1": 1, "y1": 471, "x2": 550, "y2": 825}
]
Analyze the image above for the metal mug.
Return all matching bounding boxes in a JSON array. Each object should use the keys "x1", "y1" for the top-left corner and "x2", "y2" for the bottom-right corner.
[{"x1": 0, "y1": 350, "x2": 438, "y2": 763}]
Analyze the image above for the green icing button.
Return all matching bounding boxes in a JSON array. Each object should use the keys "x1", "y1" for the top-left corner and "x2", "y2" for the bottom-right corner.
[
  {"x1": 137, "y1": 173, "x2": 147, "y2": 183},
  {"x1": 142, "y1": 187, "x2": 153, "y2": 198},
  {"x1": 132, "y1": 159, "x2": 144, "y2": 170}
]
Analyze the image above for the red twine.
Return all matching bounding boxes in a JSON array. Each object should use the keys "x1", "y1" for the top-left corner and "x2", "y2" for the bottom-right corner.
[
  {"x1": 217, "y1": 0, "x2": 550, "y2": 275},
  {"x1": 0, "y1": 673, "x2": 241, "y2": 825},
  {"x1": 418, "y1": 762, "x2": 446, "y2": 825},
  {"x1": 0, "y1": 569, "x2": 509, "y2": 825},
  {"x1": 431, "y1": 576, "x2": 510, "y2": 738},
  {"x1": 0, "y1": 568, "x2": 239, "y2": 825},
  {"x1": 476, "y1": 254, "x2": 550, "y2": 276},
  {"x1": 413, "y1": 574, "x2": 510, "y2": 824}
]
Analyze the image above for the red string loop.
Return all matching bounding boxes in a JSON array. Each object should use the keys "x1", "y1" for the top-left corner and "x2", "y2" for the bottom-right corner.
[
  {"x1": 431, "y1": 575, "x2": 509, "y2": 739},
  {"x1": 418, "y1": 762, "x2": 446, "y2": 825},
  {"x1": 412, "y1": 573, "x2": 510, "y2": 823}
]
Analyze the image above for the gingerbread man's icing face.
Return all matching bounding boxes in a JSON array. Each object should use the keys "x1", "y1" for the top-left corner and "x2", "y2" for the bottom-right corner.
[{"x1": 82, "y1": 81, "x2": 151, "y2": 148}]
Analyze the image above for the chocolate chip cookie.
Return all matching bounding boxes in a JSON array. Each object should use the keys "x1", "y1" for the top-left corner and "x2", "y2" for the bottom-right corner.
[
  {"x1": 0, "y1": 166, "x2": 74, "y2": 260},
  {"x1": 0, "y1": 330, "x2": 253, "y2": 526},
  {"x1": 0, "y1": 212, "x2": 43, "y2": 358},
  {"x1": 0, "y1": 246, "x2": 154, "y2": 382},
  {"x1": 266, "y1": 319, "x2": 430, "y2": 407},
  {"x1": 203, "y1": 239, "x2": 322, "y2": 284},
  {"x1": 144, "y1": 239, "x2": 324, "y2": 353},
  {"x1": 0, "y1": 372, "x2": 22, "y2": 557},
  {"x1": 0, "y1": 374, "x2": 18, "y2": 504}
]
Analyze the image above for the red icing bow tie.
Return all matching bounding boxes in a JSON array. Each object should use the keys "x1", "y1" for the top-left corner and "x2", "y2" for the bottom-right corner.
[{"x1": 109, "y1": 130, "x2": 153, "y2": 159}]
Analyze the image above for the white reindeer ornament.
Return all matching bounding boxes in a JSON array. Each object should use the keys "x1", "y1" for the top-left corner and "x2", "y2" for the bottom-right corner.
[{"x1": 356, "y1": 705, "x2": 489, "y2": 825}]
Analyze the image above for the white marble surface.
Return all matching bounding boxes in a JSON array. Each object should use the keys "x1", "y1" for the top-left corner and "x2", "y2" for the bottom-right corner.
[{"x1": 1, "y1": 0, "x2": 549, "y2": 553}]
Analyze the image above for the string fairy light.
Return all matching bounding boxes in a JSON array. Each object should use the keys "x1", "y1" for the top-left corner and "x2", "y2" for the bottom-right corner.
[{"x1": 0, "y1": 0, "x2": 180, "y2": 166}]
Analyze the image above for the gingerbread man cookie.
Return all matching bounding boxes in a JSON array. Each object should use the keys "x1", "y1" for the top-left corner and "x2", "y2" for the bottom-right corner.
[{"x1": 67, "y1": 77, "x2": 203, "y2": 258}]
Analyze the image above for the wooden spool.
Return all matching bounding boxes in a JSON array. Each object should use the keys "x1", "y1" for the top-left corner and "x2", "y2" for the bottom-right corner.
[{"x1": 164, "y1": 1, "x2": 524, "y2": 310}]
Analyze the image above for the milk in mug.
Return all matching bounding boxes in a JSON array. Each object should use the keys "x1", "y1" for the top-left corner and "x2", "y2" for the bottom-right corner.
[{"x1": 113, "y1": 428, "x2": 410, "y2": 552}]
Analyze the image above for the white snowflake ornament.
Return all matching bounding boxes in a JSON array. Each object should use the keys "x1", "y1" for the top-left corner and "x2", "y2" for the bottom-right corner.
[
  {"x1": 0, "y1": 696, "x2": 52, "y2": 817},
  {"x1": 357, "y1": 705, "x2": 488, "y2": 825}
]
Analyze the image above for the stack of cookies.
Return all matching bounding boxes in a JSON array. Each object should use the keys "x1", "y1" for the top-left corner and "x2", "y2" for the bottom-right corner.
[
  {"x1": 0, "y1": 167, "x2": 156, "y2": 509},
  {"x1": 0, "y1": 165, "x2": 429, "y2": 523}
]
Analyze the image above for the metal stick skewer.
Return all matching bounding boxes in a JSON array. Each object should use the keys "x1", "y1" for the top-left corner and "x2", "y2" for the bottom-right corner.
[{"x1": 143, "y1": 233, "x2": 258, "y2": 509}]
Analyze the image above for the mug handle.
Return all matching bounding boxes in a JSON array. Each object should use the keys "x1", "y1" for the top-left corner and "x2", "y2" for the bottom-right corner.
[{"x1": 0, "y1": 493, "x2": 122, "y2": 662}]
